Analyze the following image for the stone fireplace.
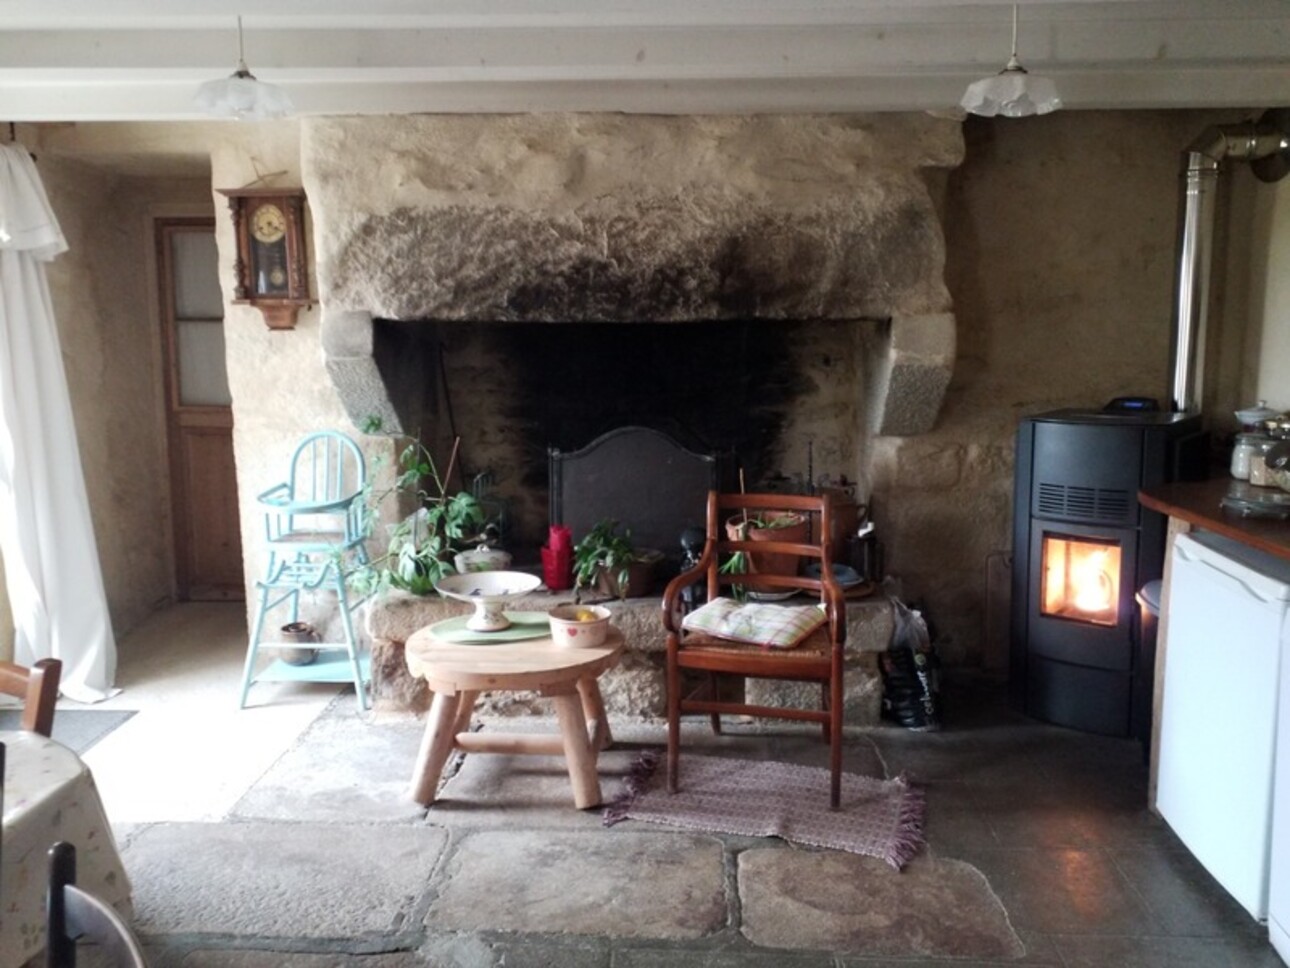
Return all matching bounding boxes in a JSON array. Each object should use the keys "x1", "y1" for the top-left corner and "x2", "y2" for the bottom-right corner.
[
  {"x1": 294, "y1": 113, "x2": 962, "y2": 716},
  {"x1": 303, "y1": 114, "x2": 962, "y2": 557}
]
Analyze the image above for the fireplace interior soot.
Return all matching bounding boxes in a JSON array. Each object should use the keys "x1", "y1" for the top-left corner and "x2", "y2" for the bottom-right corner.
[{"x1": 372, "y1": 318, "x2": 865, "y2": 554}]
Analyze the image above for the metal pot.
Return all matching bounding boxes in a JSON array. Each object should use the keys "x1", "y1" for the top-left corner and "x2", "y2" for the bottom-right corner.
[{"x1": 278, "y1": 622, "x2": 319, "y2": 666}]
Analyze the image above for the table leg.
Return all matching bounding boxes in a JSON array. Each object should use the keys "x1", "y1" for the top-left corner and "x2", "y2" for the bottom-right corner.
[
  {"x1": 452, "y1": 689, "x2": 480, "y2": 737},
  {"x1": 411, "y1": 690, "x2": 462, "y2": 806},
  {"x1": 576, "y1": 675, "x2": 613, "y2": 751},
  {"x1": 552, "y1": 689, "x2": 603, "y2": 809}
]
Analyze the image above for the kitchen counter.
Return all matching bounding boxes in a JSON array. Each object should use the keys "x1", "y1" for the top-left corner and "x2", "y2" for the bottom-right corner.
[
  {"x1": 1140, "y1": 476, "x2": 1290, "y2": 814},
  {"x1": 1139, "y1": 477, "x2": 1290, "y2": 560}
]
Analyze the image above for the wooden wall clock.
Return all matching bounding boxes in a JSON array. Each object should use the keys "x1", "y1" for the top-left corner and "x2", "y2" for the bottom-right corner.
[{"x1": 218, "y1": 186, "x2": 312, "y2": 330}]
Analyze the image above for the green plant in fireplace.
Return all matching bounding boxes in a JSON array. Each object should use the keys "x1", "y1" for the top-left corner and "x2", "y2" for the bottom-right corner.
[
  {"x1": 350, "y1": 419, "x2": 487, "y2": 596},
  {"x1": 572, "y1": 518, "x2": 639, "y2": 596}
]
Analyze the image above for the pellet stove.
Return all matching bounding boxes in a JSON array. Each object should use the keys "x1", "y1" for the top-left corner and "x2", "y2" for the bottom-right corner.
[{"x1": 1010, "y1": 408, "x2": 1205, "y2": 738}]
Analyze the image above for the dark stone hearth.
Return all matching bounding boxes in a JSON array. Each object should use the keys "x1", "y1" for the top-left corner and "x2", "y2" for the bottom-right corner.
[{"x1": 332, "y1": 193, "x2": 941, "y2": 324}]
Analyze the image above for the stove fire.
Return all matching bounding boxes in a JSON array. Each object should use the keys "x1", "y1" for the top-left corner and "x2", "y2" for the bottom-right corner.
[{"x1": 1041, "y1": 534, "x2": 1121, "y2": 627}]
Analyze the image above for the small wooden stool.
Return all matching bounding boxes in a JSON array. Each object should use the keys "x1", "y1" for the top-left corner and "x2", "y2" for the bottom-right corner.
[{"x1": 405, "y1": 620, "x2": 624, "y2": 809}]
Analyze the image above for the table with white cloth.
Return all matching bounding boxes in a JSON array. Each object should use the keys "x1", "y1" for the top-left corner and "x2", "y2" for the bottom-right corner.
[{"x1": 1, "y1": 730, "x2": 132, "y2": 968}]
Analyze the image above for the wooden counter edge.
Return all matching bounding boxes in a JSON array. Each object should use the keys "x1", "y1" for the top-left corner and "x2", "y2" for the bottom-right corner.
[{"x1": 1139, "y1": 478, "x2": 1290, "y2": 561}]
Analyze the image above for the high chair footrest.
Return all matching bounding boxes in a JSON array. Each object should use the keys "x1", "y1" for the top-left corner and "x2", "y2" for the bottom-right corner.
[{"x1": 253, "y1": 650, "x2": 372, "y2": 684}]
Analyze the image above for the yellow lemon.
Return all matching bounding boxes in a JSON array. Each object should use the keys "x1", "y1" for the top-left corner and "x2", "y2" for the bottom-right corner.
[{"x1": 575, "y1": 608, "x2": 597, "y2": 622}]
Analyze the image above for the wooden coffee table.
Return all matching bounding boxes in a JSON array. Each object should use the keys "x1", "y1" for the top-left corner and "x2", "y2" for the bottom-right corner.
[{"x1": 405, "y1": 617, "x2": 624, "y2": 809}]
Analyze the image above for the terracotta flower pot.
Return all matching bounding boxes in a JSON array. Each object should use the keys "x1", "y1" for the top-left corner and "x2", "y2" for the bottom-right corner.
[
  {"x1": 726, "y1": 512, "x2": 809, "y2": 576},
  {"x1": 594, "y1": 549, "x2": 664, "y2": 598}
]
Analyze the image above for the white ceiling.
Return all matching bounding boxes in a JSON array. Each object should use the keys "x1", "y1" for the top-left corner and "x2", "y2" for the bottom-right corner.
[{"x1": 0, "y1": 0, "x2": 1287, "y2": 120}]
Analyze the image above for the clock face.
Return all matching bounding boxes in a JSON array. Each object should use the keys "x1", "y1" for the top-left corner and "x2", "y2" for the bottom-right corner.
[{"x1": 250, "y1": 203, "x2": 287, "y2": 244}]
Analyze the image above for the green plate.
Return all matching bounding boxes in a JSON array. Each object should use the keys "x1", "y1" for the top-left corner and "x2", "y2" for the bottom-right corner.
[{"x1": 428, "y1": 611, "x2": 552, "y2": 644}]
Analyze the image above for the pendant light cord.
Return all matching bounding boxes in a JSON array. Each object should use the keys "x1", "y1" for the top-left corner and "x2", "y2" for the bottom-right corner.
[
  {"x1": 1003, "y1": 4, "x2": 1024, "y2": 73},
  {"x1": 236, "y1": 15, "x2": 248, "y2": 74}
]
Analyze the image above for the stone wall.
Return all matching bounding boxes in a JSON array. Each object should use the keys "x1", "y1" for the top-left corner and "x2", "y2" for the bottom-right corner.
[
  {"x1": 37, "y1": 160, "x2": 209, "y2": 638},
  {"x1": 875, "y1": 109, "x2": 1261, "y2": 665}
]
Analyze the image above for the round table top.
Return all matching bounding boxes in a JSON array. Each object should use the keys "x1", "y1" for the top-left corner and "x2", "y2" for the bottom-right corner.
[{"x1": 405, "y1": 623, "x2": 625, "y2": 694}]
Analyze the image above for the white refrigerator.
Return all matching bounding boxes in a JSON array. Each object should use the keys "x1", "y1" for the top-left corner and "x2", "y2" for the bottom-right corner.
[
  {"x1": 1157, "y1": 530, "x2": 1290, "y2": 923},
  {"x1": 1272, "y1": 614, "x2": 1290, "y2": 962}
]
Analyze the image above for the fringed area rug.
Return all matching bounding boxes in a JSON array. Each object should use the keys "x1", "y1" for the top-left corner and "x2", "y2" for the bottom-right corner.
[{"x1": 603, "y1": 751, "x2": 925, "y2": 870}]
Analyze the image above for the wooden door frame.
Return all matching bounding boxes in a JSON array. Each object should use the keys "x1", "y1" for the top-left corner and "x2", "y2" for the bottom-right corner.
[{"x1": 155, "y1": 215, "x2": 241, "y2": 600}]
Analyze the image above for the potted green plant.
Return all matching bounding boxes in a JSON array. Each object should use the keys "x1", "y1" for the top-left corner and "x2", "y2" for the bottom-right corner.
[
  {"x1": 573, "y1": 519, "x2": 664, "y2": 599},
  {"x1": 351, "y1": 422, "x2": 488, "y2": 596},
  {"x1": 725, "y1": 509, "x2": 809, "y2": 575}
]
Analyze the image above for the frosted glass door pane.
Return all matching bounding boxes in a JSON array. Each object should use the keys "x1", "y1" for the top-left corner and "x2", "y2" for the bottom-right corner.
[
  {"x1": 177, "y1": 320, "x2": 232, "y2": 406},
  {"x1": 172, "y1": 232, "x2": 222, "y2": 319}
]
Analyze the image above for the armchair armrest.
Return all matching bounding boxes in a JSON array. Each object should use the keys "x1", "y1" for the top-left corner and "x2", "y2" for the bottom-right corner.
[
  {"x1": 660, "y1": 550, "x2": 713, "y2": 633},
  {"x1": 819, "y1": 569, "x2": 847, "y2": 648}
]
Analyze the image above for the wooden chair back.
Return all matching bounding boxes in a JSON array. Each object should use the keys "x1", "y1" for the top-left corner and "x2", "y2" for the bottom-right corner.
[
  {"x1": 0, "y1": 658, "x2": 62, "y2": 737},
  {"x1": 46, "y1": 841, "x2": 148, "y2": 967},
  {"x1": 664, "y1": 491, "x2": 846, "y2": 640},
  {"x1": 661, "y1": 491, "x2": 849, "y2": 807}
]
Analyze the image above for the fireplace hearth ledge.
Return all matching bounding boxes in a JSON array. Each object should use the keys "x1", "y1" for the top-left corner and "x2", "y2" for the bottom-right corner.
[{"x1": 364, "y1": 590, "x2": 892, "y2": 725}]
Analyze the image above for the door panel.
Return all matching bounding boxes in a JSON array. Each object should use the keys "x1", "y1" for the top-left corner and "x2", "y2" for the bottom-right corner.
[{"x1": 157, "y1": 217, "x2": 244, "y2": 601}]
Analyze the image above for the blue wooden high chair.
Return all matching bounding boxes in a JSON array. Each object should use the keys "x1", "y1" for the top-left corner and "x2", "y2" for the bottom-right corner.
[{"x1": 239, "y1": 431, "x2": 372, "y2": 710}]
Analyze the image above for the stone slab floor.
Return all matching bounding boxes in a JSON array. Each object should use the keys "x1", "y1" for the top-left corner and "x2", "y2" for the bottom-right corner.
[{"x1": 58, "y1": 603, "x2": 1285, "y2": 967}]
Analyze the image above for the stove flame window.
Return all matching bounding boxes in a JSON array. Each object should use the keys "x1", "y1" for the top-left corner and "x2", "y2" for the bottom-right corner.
[{"x1": 1041, "y1": 533, "x2": 1122, "y2": 627}]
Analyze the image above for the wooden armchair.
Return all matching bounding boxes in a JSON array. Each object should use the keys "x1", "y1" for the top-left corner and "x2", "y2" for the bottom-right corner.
[
  {"x1": 0, "y1": 658, "x2": 62, "y2": 737},
  {"x1": 661, "y1": 491, "x2": 847, "y2": 808}
]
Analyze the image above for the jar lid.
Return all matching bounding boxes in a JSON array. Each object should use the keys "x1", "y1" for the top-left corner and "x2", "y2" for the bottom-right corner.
[{"x1": 1236, "y1": 400, "x2": 1281, "y2": 424}]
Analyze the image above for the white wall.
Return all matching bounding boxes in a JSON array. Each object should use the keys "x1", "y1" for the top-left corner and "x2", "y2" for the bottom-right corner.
[{"x1": 1252, "y1": 176, "x2": 1290, "y2": 411}]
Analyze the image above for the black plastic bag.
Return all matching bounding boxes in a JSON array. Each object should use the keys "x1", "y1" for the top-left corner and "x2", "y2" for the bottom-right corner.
[{"x1": 881, "y1": 597, "x2": 941, "y2": 731}]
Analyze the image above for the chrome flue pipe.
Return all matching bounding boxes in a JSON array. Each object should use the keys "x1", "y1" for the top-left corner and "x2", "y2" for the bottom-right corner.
[{"x1": 1170, "y1": 115, "x2": 1290, "y2": 414}]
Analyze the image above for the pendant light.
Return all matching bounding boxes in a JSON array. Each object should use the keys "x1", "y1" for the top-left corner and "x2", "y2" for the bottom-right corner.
[
  {"x1": 960, "y1": 5, "x2": 1062, "y2": 118},
  {"x1": 194, "y1": 16, "x2": 294, "y2": 120}
]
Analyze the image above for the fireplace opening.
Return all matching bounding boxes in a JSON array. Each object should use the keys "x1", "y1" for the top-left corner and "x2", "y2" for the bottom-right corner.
[
  {"x1": 371, "y1": 317, "x2": 872, "y2": 556},
  {"x1": 1040, "y1": 533, "x2": 1122, "y2": 627}
]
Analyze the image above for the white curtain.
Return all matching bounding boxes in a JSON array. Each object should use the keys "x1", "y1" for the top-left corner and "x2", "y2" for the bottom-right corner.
[{"x1": 0, "y1": 143, "x2": 117, "y2": 702}]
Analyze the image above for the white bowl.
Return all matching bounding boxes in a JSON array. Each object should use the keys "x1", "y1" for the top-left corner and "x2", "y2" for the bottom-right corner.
[
  {"x1": 548, "y1": 604, "x2": 611, "y2": 648},
  {"x1": 435, "y1": 570, "x2": 543, "y2": 631}
]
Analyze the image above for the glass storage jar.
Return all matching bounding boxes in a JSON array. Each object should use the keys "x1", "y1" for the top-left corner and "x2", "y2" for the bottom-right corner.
[
  {"x1": 1231, "y1": 433, "x2": 1262, "y2": 480},
  {"x1": 1249, "y1": 437, "x2": 1278, "y2": 486},
  {"x1": 1228, "y1": 431, "x2": 1269, "y2": 482}
]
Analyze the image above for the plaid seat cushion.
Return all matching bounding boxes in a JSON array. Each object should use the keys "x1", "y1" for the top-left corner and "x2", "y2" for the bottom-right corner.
[{"x1": 681, "y1": 596, "x2": 827, "y2": 650}]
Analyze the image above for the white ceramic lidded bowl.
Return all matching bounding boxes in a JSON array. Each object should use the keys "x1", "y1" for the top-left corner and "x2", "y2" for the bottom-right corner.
[
  {"x1": 453, "y1": 543, "x2": 513, "y2": 573},
  {"x1": 548, "y1": 604, "x2": 611, "y2": 648}
]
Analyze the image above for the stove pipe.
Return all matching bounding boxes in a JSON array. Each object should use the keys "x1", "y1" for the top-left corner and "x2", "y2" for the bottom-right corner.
[{"x1": 1169, "y1": 109, "x2": 1290, "y2": 414}]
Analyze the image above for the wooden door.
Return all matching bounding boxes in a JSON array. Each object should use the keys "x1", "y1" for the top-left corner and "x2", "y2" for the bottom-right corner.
[{"x1": 157, "y1": 217, "x2": 244, "y2": 601}]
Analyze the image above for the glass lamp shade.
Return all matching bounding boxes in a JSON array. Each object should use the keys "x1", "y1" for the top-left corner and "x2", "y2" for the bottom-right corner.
[
  {"x1": 961, "y1": 66, "x2": 1062, "y2": 118},
  {"x1": 194, "y1": 68, "x2": 294, "y2": 121}
]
